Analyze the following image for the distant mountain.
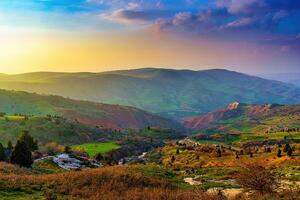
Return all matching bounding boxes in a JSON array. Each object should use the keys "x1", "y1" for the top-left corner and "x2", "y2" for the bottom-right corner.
[
  {"x1": 0, "y1": 89, "x2": 181, "y2": 130},
  {"x1": 258, "y1": 72, "x2": 300, "y2": 88},
  {"x1": 1, "y1": 68, "x2": 300, "y2": 120},
  {"x1": 184, "y1": 102, "x2": 300, "y2": 134}
]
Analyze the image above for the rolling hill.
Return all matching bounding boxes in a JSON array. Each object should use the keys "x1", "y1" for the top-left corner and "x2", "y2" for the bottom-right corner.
[
  {"x1": 1, "y1": 68, "x2": 300, "y2": 120},
  {"x1": 183, "y1": 102, "x2": 300, "y2": 144},
  {"x1": 0, "y1": 89, "x2": 182, "y2": 130}
]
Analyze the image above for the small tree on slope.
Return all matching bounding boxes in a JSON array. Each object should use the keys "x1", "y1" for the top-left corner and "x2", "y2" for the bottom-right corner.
[
  {"x1": 0, "y1": 143, "x2": 6, "y2": 161},
  {"x1": 10, "y1": 140, "x2": 33, "y2": 168},
  {"x1": 19, "y1": 130, "x2": 38, "y2": 152}
]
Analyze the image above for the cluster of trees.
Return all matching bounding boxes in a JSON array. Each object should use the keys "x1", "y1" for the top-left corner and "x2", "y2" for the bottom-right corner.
[
  {"x1": 277, "y1": 143, "x2": 294, "y2": 157},
  {"x1": 0, "y1": 131, "x2": 38, "y2": 168}
]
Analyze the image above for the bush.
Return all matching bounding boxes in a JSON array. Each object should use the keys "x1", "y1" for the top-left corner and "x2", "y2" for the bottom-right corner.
[{"x1": 235, "y1": 162, "x2": 278, "y2": 193}]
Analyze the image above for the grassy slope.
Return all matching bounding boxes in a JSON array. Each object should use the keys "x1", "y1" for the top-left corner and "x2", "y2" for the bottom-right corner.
[
  {"x1": 185, "y1": 104, "x2": 300, "y2": 145},
  {"x1": 1, "y1": 68, "x2": 300, "y2": 119},
  {"x1": 0, "y1": 163, "x2": 198, "y2": 200},
  {"x1": 0, "y1": 115, "x2": 106, "y2": 145},
  {"x1": 72, "y1": 142, "x2": 121, "y2": 157},
  {"x1": 0, "y1": 89, "x2": 182, "y2": 130}
]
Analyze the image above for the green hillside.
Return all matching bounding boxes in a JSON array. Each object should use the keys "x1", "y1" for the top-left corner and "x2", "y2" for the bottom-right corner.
[
  {"x1": 0, "y1": 89, "x2": 182, "y2": 130},
  {"x1": 1, "y1": 68, "x2": 300, "y2": 119},
  {"x1": 184, "y1": 102, "x2": 300, "y2": 145},
  {"x1": 0, "y1": 115, "x2": 103, "y2": 145}
]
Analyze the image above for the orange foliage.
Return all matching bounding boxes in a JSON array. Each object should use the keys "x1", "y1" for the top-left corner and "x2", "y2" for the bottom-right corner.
[{"x1": 0, "y1": 164, "x2": 221, "y2": 200}]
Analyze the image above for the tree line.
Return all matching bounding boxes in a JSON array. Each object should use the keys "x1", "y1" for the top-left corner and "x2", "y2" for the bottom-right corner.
[{"x1": 0, "y1": 130, "x2": 38, "y2": 168}]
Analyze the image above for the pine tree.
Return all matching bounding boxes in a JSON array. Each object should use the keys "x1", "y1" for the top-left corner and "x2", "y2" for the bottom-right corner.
[
  {"x1": 19, "y1": 131, "x2": 38, "y2": 152},
  {"x1": 10, "y1": 140, "x2": 33, "y2": 168},
  {"x1": 0, "y1": 143, "x2": 6, "y2": 161},
  {"x1": 217, "y1": 148, "x2": 222, "y2": 157},
  {"x1": 287, "y1": 147, "x2": 293, "y2": 157},
  {"x1": 283, "y1": 143, "x2": 290, "y2": 152},
  {"x1": 171, "y1": 155, "x2": 175, "y2": 163},
  {"x1": 7, "y1": 140, "x2": 13, "y2": 151},
  {"x1": 277, "y1": 149, "x2": 282, "y2": 157}
]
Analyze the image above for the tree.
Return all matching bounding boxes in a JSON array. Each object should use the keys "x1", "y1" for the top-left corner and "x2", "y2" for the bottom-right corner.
[
  {"x1": 95, "y1": 153, "x2": 103, "y2": 161},
  {"x1": 277, "y1": 149, "x2": 282, "y2": 157},
  {"x1": 10, "y1": 140, "x2": 33, "y2": 168},
  {"x1": 217, "y1": 148, "x2": 222, "y2": 157},
  {"x1": 0, "y1": 143, "x2": 6, "y2": 161},
  {"x1": 171, "y1": 155, "x2": 175, "y2": 163},
  {"x1": 287, "y1": 147, "x2": 293, "y2": 157},
  {"x1": 64, "y1": 146, "x2": 71, "y2": 154},
  {"x1": 283, "y1": 143, "x2": 291, "y2": 152},
  {"x1": 7, "y1": 140, "x2": 13, "y2": 151},
  {"x1": 19, "y1": 131, "x2": 38, "y2": 151}
]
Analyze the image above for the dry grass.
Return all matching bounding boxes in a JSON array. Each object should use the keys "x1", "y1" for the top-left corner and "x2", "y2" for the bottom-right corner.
[{"x1": 0, "y1": 163, "x2": 224, "y2": 200}]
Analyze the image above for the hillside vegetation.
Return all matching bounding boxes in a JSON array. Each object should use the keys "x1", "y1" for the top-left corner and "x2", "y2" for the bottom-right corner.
[
  {"x1": 0, "y1": 89, "x2": 182, "y2": 130},
  {"x1": 1, "y1": 68, "x2": 300, "y2": 119},
  {"x1": 184, "y1": 102, "x2": 300, "y2": 145}
]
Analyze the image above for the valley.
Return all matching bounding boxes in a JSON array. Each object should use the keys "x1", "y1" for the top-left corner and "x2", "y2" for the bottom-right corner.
[
  {"x1": 0, "y1": 86, "x2": 299, "y2": 199},
  {"x1": 1, "y1": 68, "x2": 300, "y2": 120}
]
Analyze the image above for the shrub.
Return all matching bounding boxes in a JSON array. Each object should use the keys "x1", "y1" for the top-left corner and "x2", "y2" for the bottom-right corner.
[{"x1": 235, "y1": 162, "x2": 278, "y2": 193}]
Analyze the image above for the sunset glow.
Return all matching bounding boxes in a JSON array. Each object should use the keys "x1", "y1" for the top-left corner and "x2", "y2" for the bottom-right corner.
[{"x1": 0, "y1": 0, "x2": 299, "y2": 74}]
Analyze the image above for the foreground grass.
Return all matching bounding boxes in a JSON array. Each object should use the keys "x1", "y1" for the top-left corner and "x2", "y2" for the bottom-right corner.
[
  {"x1": 72, "y1": 142, "x2": 121, "y2": 157},
  {"x1": 0, "y1": 163, "x2": 216, "y2": 200}
]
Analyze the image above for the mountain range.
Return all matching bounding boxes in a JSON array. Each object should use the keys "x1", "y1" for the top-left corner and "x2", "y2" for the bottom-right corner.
[
  {"x1": 259, "y1": 72, "x2": 300, "y2": 88},
  {"x1": 1, "y1": 68, "x2": 300, "y2": 120}
]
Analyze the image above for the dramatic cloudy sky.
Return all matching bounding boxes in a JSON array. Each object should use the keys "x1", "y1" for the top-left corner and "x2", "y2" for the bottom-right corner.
[{"x1": 0, "y1": 0, "x2": 299, "y2": 74}]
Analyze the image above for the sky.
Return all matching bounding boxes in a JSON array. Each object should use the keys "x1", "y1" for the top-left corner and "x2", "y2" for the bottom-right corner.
[{"x1": 0, "y1": 0, "x2": 299, "y2": 74}]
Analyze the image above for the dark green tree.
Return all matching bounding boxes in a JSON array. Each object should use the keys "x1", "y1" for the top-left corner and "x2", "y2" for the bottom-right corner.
[
  {"x1": 19, "y1": 131, "x2": 38, "y2": 151},
  {"x1": 283, "y1": 143, "x2": 291, "y2": 152},
  {"x1": 7, "y1": 140, "x2": 13, "y2": 151},
  {"x1": 277, "y1": 149, "x2": 282, "y2": 157},
  {"x1": 95, "y1": 153, "x2": 103, "y2": 161},
  {"x1": 10, "y1": 140, "x2": 33, "y2": 168},
  {"x1": 217, "y1": 148, "x2": 222, "y2": 157},
  {"x1": 287, "y1": 147, "x2": 293, "y2": 157},
  {"x1": 64, "y1": 146, "x2": 71, "y2": 154},
  {"x1": 171, "y1": 155, "x2": 175, "y2": 163},
  {"x1": 0, "y1": 143, "x2": 6, "y2": 161}
]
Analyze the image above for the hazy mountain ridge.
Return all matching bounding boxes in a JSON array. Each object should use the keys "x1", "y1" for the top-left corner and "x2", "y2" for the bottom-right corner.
[
  {"x1": 1, "y1": 68, "x2": 300, "y2": 120},
  {"x1": 259, "y1": 72, "x2": 300, "y2": 88}
]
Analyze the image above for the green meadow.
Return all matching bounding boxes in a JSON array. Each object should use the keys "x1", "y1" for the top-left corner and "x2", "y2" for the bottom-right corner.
[{"x1": 72, "y1": 142, "x2": 121, "y2": 157}]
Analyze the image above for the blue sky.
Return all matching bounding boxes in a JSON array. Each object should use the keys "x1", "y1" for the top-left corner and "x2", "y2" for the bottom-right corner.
[{"x1": 0, "y1": 0, "x2": 299, "y2": 73}]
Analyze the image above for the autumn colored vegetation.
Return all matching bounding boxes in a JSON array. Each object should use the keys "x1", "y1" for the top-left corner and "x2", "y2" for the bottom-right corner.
[{"x1": 0, "y1": 163, "x2": 229, "y2": 200}]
